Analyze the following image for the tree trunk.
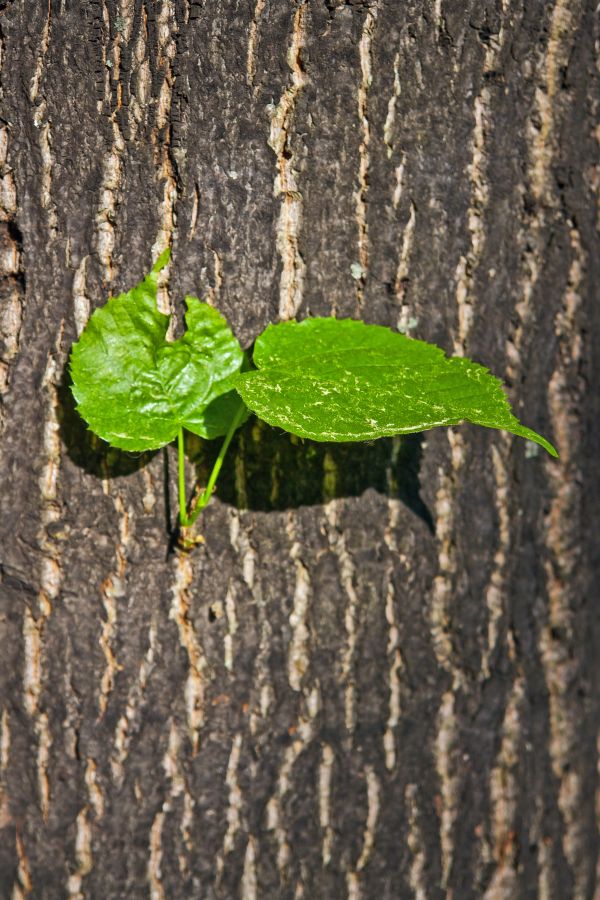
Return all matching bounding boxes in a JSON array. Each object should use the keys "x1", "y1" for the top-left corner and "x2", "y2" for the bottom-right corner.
[{"x1": 0, "y1": 1, "x2": 598, "y2": 897}]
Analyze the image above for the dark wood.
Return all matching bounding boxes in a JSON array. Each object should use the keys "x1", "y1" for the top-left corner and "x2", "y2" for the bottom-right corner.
[{"x1": 0, "y1": 1, "x2": 598, "y2": 897}]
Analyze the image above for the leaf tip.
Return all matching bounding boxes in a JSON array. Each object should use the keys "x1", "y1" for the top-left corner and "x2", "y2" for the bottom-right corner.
[
  {"x1": 152, "y1": 247, "x2": 171, "y2": 275},
  {"x1": 516, "y1": 426, "x2": 558, "y2": 458},
  {"x1": 530, "y1": 430, "x2": 559, "y2": 459},
  {"x1": 544, "y1": 439, "x2": 559, "y2": 459}
]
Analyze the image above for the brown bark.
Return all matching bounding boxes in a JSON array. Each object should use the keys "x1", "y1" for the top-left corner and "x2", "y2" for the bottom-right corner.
[{"x1": 0, "y1": 1, "x2": 598, "y2": 897}]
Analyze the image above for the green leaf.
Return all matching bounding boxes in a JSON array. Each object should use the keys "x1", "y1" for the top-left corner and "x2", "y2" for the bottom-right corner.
[
  {"x1": 235, "y1": 318, "x2": 557, "y2": 456},
  {"x1": 70, "y1": 251, "x2": 247, "y2": 451}
]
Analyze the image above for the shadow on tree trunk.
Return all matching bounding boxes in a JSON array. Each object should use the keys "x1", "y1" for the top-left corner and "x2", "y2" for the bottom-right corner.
[{"x1": 57, "y1": 362, "x2": 434, "y2": 532}]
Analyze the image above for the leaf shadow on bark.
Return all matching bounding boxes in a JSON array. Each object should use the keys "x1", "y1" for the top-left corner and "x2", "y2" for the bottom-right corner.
[
  {"x1": 56, "y1": 364, "x2": 434, "y2": 533},
  {"x1": 186, "y1": 417, "x2": 434, "y2": 532}
]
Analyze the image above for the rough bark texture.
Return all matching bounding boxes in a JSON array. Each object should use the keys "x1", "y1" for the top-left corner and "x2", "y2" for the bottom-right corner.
[{"x1": 0, "y1": 1, "x2": 598, "y2": 898}]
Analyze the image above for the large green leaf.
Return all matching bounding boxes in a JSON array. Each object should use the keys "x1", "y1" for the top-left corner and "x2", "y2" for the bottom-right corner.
[
  {"x1": 70, "y1": 250, "x2": 247, "y2": 451},
  {"x1": 235, "y1": 318, "x2": 557, "y2": 455}
]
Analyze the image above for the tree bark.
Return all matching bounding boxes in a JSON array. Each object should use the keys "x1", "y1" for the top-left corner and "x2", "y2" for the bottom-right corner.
[{"x1": 0, "y1": 1, "x2": 598, "y2": 897}]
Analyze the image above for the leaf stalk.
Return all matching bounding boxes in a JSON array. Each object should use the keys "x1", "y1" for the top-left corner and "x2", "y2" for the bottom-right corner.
[{"x1": 177, "y1": 401, "x2": 247, "y2": 532}]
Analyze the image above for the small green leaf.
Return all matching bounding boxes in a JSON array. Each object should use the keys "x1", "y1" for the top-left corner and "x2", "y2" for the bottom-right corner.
[
  {"x1": 235, "y1": 318, "x2": 557, "y2": 456},
  {"x1": 70, "y1": 253, "x2": 247, "y2": 451}
]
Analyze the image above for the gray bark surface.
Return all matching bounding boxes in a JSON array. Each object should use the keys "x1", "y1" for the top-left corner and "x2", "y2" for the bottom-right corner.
[{"x1": 0, "y1": 1, "x2": 598, "y2": 897}]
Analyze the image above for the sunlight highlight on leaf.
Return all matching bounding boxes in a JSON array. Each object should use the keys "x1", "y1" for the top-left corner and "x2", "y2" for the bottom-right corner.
[{"x1": 235, "y1": 318, "x2": 557, "y2": 456}]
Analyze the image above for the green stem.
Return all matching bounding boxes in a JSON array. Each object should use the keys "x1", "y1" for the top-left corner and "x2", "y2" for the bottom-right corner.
[
  {"x1": 187, "y1": 401, "x2": 246, "y2": 526},
  {"x1": 177, "y1": 427, "x2": 189, "y2": 528}
]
